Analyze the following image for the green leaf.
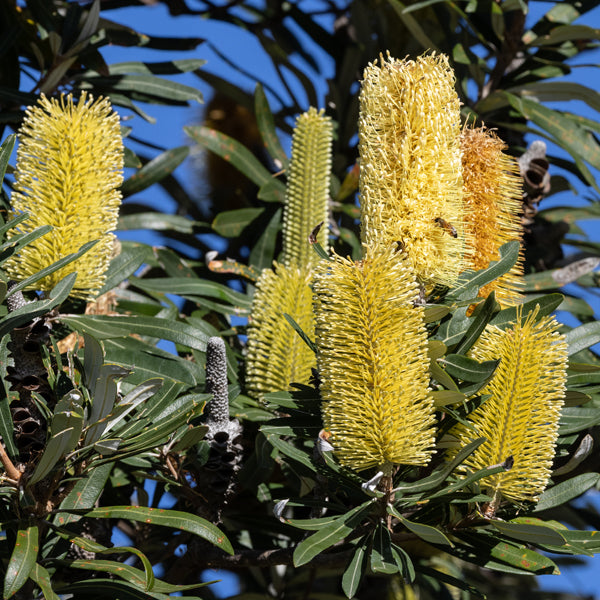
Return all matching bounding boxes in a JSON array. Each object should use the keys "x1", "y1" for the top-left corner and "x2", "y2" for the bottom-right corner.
[
  {"x1": 0, "y1": 224, "x2": 53, "y2": 261},
  {"x1": 342, "y1": 542, "x2": 368, "y2": 598},
  {"x1": 490, "y1": 520, "x2": 567, "y2": 546},
  {"x1": 559, "y1": 407, "x2": 600, "y2": 435},
  {"x1": 185, "y1": 125, "x2": 282, "y2": 194},
  {"x1": 0, "y1": 272, "x2": 75, "y2": 337},
  {"x1": 29, "y1": 563, "x2": 60, "y2": 600},
  {"x1": 212, "y1": 208, "x2": 265, "y2": 237},
  {"x1": 129, "y1": 277, "x2": 251, "y2": 310},
  {"x1": 108, "y1": 59, "x2": 206, "y2": 76},
  {"x1": 0, "y1": 134, "x2": 16, "y2": 181},
  {"x1": 293, "y1": 501, "x2": 374, "y2": 567},
  {"x1": 55, "y1": 463, "x2": 113, "y2": 527},
  {"x1": 119, "y1": 212, "x2": 205, "y2": 234},
  {"x1": 61, "y1": 315, "x2": 209, "y2": 352},
  {"x1": 388, "y1": 507, "x2": 453, "y2": 547},
  {"x1": 68, "y1": 538, "x2": 154, "y2": 591},
  {"x1": 529, "y1": 24, "x2": 600, "y2": 47},
  {"x1": 431, "y1": 390, "x2": 466, "y2": 406},
  {"x1": 565, "y1": 322, "x2": 600, "y2": 356},
  {"x1": 254, "y1": 83, "x2": 288, "y2": 169},
  {"x1": 249, "y1": 207, "x2": 282, "y2": 270},
  {"x1": 454, "y1": 292, "x2": 498, "y2": 355},
  {"x1": 54, "y1": 579, "x2": 172, "y2": 599},
  {"x1": 7, "y1": 240, "x2": 99, "y2": 296},
  {"x1": 83, "y1": 506, "x2": 232, "y2": 554},
  {"x1": 98, "y1": 243, "x2": 154, "y2": 295},
  {"x1": 85, "y1": 364, "x2": 131, "y2": 445},
  {"x1": 535, "y1": 473, "x2": 600, "y2": 512},
  {"x1": 121, "y1": 146, "x2": 189, "y2": 196},
  {"x1": 450, "y1": 242, "x2": 520, "y2": 300},
  {"x1": 264, "y1": 433, "x2": 316, "y2": 472},
  {"x1": 394, "y1": 438, "x2": 486, "y2": 495},
  {"x1": 489, "y1": 293, "x2": 563, "y2": 330},
  {"x1": 84, "y1": 74, "x2": 203, "y2": 103},
  {"x1": 28, "y1": 390, "x2": 85, "y2": 485},
  {"x1": 441, "y1": 355, "x2": 498, "y2": 383},
  {"x1": 4, "y1": 523, "x2": 39, "y2": 599},
  {"x1": 371, "y1": 525, "x2": 398, "y2": 574},
  {"x1": 387, "y1": 0, "x2": 440, "y2": 51},
  {"x1": 283, "y1": 313, "x2": 317, "y2": 355}
]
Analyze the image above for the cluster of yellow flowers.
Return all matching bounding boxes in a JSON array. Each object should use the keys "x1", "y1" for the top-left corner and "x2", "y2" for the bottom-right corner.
[{"x1": 247, "y1": 52, "x2": 567, "y2": 508}]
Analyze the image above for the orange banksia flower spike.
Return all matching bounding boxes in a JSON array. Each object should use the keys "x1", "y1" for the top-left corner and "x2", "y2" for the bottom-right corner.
[
  {"x1": 358, "y1": 52, "x2": 464, "y2": 286},
  {"x1": 461, "y1": 125, "x2": 524, "y2": 305},
  {"x1": 5, "y1": 92, "x2": 124, "y2": 300},
  {"x1": 313, "y1": 244, "x2": 435, "y2": 473}
]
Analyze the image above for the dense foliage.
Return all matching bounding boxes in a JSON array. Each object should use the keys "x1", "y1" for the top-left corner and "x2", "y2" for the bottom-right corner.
[{"x1": 2, "y1": 1, "x2": 600, "y2": 599}]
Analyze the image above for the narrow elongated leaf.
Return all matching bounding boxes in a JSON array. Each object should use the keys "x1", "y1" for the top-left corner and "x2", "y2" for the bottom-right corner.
[
  {"x1": 490, "y1": 520, "x2": 567, "y2": 546},
  {"x1": 0, "y1": 134, "x2": 16, "y2": 181},
  {"x1": 108, "y1": 59, "x2": 206, "y2": 75},
  {"x1": 454, "y1": 292, "x2": 498, "y2": 355},
  {"x1": 342, "y1": 542, "x2": 368, "y2": 598},
  {"x1": 98, "y1": 244, "x2": 154, "y2": 295},
  {"x1": 565, "y1": 322, "x2": 600, "y2": 356},
  {"x1": 55, "y1": 463, "x2": 113, "y2": 527},
  {"x1": 489, "y1": 293, "x2": 563, "y2": 329},
  {"x1": 264, "y1": 433, "x2": 315, "y2": 472},
  {"x1": 0, "y1": 272, "x2": 76, "y2": 338},
  {"x1": 82, "y1": 506, "x2": 232, "y2": 553},
  {"x1": 394, "y1": 438, "x2": 486, "y2": 494},
  {"x1": 4, "y1": 524, "x2": 39, "y2": 599},
  {"x1": 559, "y1": 407, "x2": 600, "y2": 435},
  {"x1": 0, "y1": 224, "x2": 53, "y2": 259},
  {"x1": 54, "y1": 579, "x2": 171, "y2": 599},
  {"x1": 212, "y1": 208, "x2": 264, "y2": 237},
  {"x1": 119, "y1": 213, "x2": 205, "y2": 234},
  {"x1": 29, "y1": 563, "x2": 60, "y2": 600},
  {"x1": 441, "y1": 355, "x2": 498, "y2": 383},
  {"x1": 293, "y1": 501, "x2": 374, "y2": 566},
  {"x1": 249, "y1": 207, "x2": 281, "y2": 270},
  {"x1": 255, "y1": 83, "x2": 289, "y2": 168},
  {"x1": 85, "y1": 75, "x2": 203, "y2": 103},
  {"x1": 185, "y1": 126, "x2": 284, "y2": 199},
  {"x1": 389, "y1": 507, "x2": 453, "y2": 546},
  {"x1": 535, "y1": 473, "x2": 600, "y2": 512},
  {"x1": 121, "y1": 146, "x2": 189, "y2": 195},
  {"x1": 371, "y1": 525, "x2": 398, "y2": 574},
  {"x1": 61, "y1": 315, "x2": 209, "y2": 352}
]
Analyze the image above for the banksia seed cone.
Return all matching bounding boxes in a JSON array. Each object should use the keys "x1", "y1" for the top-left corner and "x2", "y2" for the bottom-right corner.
[
  {"x1": 448, "y1": 308, "x2": 567, "y2": 506},
  {"x1": 281, "y1": 107, "x2": 333, "y2": 270},
  {"x1": 461, "y1": 126, "x2": 524, "y2": 304},
  {"x1": 313, "y1": 244, "x2": 435, "y2": 472},
  {"x1": 359, "y1": 53, "x2": 464, "y2": 286},
  {"x1": 5, "y1": 92, "x2": 123, "y2": 300},
  {"x1": 245, "y1": 264, "x2": 315, "y2": 399}
]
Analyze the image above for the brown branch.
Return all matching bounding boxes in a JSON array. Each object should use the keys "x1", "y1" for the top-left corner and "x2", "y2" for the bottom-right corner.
[{"x1": 0, "y1": 440, "x2": 21, "y2": 483}]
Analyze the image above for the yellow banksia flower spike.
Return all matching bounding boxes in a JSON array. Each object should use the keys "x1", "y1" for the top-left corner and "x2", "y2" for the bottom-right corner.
[
  {"x1": 5, "y1": 92, "x2": 123, "y2": 300},
  {"x1": 461, "y1": 126, "x2": 524, "y2": 305},
  {"x1": 313, "y1": 244, "x2": 435, "y2": 472},
  {"x1": 447, "y1": 308, "x2": 567, "y2": 510},
  {"x1": 358, "y1": 52, "x2": 464, "y2": 286},
  {"x1": 281, "y1": 107, "x2": 333, "y2": 270},
  {"x1": 245, "y1": 263, "x2": 316, "y2": 399}
]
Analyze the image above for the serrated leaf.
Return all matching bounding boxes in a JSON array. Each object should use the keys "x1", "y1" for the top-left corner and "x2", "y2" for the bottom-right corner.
[
  {"x1": 4, "y1": 524, "x2": 39, "y2": 599},
  {"x1": 293, "y1": 501, "x2": 374, "y2": 567},
  {"x1": 83, "y1": 506, "x2": 232, "y2": 553},
  {"x1": 535, "y1": 473, "x2": 600, "y2": 512},
  {"x1": 121, "y1": 146, "x2": 189, "y2": 196}
]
